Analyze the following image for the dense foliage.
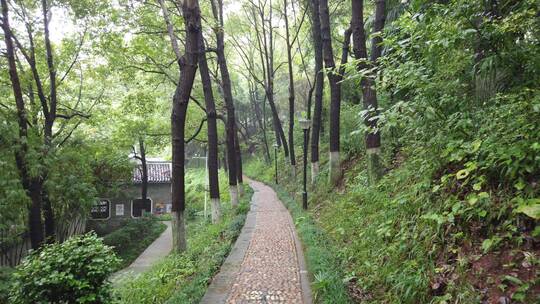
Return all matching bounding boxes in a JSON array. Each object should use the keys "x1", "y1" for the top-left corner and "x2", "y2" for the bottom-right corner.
[
  {"x1": 9, "y1": 233, "x2": 119, "y2": 304},
  {"x1": 102, "y1": 216, "x2": 166, "y2": 270}
]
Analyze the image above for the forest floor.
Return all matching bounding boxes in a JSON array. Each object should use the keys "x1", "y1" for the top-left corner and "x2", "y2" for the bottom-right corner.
[
  {"x1": 111, "y1": 221, "x2": 172, "y2": 282},
  {"x1": 201, "y1": 178, "x2": 312, "y2": 304}
]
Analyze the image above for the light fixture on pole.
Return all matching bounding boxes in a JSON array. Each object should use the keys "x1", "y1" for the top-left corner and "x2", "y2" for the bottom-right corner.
[
  {"x1": 273, "y1": 143, "x2": 279, "y2": 184},
  {"x1": 298, "y1": 118, "x2": 311, "y2": 210}
]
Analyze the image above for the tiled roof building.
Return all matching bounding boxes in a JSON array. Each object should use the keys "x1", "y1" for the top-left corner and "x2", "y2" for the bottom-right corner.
[{"x1": 132, "y1": 162, "x2": 172, "y2": 184}]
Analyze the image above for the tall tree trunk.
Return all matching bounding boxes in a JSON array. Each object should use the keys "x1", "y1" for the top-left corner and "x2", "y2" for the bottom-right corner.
[
  {"x1": 319, "y1": 0, "x2": 342, "y2": 185},
  {"x1": 283, "y1": 0, "x2": 296, "y2": 178},
  {"x1": 352, "y1": 0, "x2": 385, "y2": 184},
  {"x1": 251, "y1": 0, "x2": 289, "y2": 158},
  {"x1": 198, "y1": 33, "x2": 221, "y2": 223},
  {"x1": 309, "y1": 0, "x2": 324, "y2": 183},
  {"x1": 41, "y1": 0, "x2": 56, "y2": 242},
  {"x1": 250, "y1": 86, "x2": 271, "y2": 162},
  {"x1": 211, "y1": 0, "x2": 238, "y2": 206},
  {"x1": 139, "y1": 138, "x2": 148, "y2": 200},
  {"x1": 234, "y1": 128, "x2": 244, "y2": 196},
  {"x1": 1, "y1": 0, "x2": 45, "y2": 249},
  {"x1": 160, "y1": 0, "x2": 201, "y2": 253}
]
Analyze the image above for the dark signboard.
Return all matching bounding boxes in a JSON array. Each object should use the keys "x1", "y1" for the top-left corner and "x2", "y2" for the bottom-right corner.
[
  {"x1": 91, "y1": 200, "x2": 110, "y2": 219},
  {"x1": 132, "y1": 199, "x2": 152, "y2": 217}
]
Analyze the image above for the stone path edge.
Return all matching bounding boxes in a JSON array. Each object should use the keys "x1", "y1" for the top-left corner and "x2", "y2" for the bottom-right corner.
[
  {"x1": 200, "y1": 178, "x2": 313, "y2": 304},
  {"x1": 199, "y1": 184, "x2": 258, "y2": 304},
  {"x1": 286, "y1": 195, "x2": 314, "y2": 304},
  {"x1": 259, "y1": 178, "x2": 313, "y2": 304}
]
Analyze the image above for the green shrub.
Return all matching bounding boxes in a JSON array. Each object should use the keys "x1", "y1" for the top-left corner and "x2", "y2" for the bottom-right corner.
[
  {"x1": 10, "y1": 233, "x2": 119, "y2": 304},
  {"x1": 0, "y1": 267, "x2": 13, "y2": 304},
  {"x1": 102, "y1": 215, "x2": 166, "y2": 269}
]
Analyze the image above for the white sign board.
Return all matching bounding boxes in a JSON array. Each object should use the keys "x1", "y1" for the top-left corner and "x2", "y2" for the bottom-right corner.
[{"x1": 115, "y1": 204, "x2": 124, "y2": 216}]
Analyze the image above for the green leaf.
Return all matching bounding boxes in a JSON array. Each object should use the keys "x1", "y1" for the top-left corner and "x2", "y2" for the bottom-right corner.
[
  {"x1": 514, "y1": 179, "x2": 526, "y2": 190},
  {"x1": 481, "y1": 239, "x2": 494, "y2": 253},
  {"x1": 467, "y1": 195, "x2": 478, "y2": 205},
  {"x1": 456, "y1": 169, "x2": 469, "y2": 179},
  {"x1": 515, "y1": 203, "x2": 540, "y2": 219},
  {"x1": 503, "y1": 275, "x2": 523, "y2": 286}
]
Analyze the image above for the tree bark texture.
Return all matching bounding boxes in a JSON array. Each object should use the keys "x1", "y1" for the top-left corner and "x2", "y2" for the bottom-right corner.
[
  {"x1": 309, "y1": 0, "x2": 324, "y2": 182},
  {"x1": 352, "y1": 0, "x2": 386, "y2": 184},
  {"x1": 170, "y1": 0, "x2": 201, "y2": 252},
  {"x1": 197, "y1": 33, "x2": 221, "y2": 220},
  {"x1": 211, "y1": 0, "x2": 239, "y2": 206},
  {"x1": 139, "y1": 138, "x2": 148, "y2": 200},
  {"x1": 319, "y1": 0, "x2": 342, "y2": 184},
  {"x1": 283, "y1": 0, "x2": 296, "y2": 174}
]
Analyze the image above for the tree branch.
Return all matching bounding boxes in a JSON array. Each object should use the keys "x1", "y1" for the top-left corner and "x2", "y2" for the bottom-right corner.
[{"x1": 185, "y1": 118, "x2": 207, "y2": 144}]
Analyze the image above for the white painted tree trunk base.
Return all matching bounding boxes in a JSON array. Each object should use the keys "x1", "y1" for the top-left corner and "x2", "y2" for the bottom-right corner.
[
  {"x1": 230, "y1": 186, "x2": 239, "y2": 207},
  {"x1": 311, "y1": 161, "x2": 319, "y2": 184},
  {"x1": 238, "y1": 183, "x2": 244, "y2": 196},
  {"x1": 171, "y1": 211, "x2": 186, "y2": 253},
  {"x1": 367, "y1": 148, "x2": 382, "y2": 185},
  {"x1": 329, "y1": 151, "x2": 341, "y2": 185},
  {"x1": 211, "y1": 198, "x2": 221, "y2": 224}
]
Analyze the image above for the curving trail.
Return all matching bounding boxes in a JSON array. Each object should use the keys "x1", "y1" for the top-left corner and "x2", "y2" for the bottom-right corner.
[{"x1": 201, "y1": 178, "x2": 312, "y2": 304}]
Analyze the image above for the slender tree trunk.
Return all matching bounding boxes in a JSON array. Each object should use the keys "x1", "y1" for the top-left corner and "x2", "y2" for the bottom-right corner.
[
  {"x1": 352, "y1": 0, "x2": 385, "y2": 184},
  {"x1": 309, "y1": 0, "x2": 324, "y2": 183},
  {"x1": 2, "y1": 0, "x2": 45, "y2": 249},
  {"x1": 234, "y1": 128, "x2": 244, "y2": 196},
  {"x1": 198, "y1": 33, "x2": 221, "y2": 223},
  {"x1": 319, "y1": 0, "x2": 342, "y2": 185},
  {"x1": 161, "y1": 0, "x2": 201, "y2": 253},
  {"x1": 251, "y1": 86, "x2": 271, "y2": 162},
  {"x1": 211, "y1": 0, "x2": 238, "y2": 206},
  {"x1": 139, "y1": 138, "x2": 148, "y2": 200},
  {"x1": 283, "y1": 0, "x2": 296, "y2": 178},
  {"x1": 222, "y1": 150, "x2": 228, "y2": 172},
  {"x1": 41, "y1": 0, "x2": 57, "y2": 242},
  {"x1": 252, "y1": 0, "x2": 289, "y2": 158}
]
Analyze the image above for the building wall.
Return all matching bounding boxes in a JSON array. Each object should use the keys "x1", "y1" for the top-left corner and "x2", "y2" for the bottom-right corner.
[{"x1": 88, "y1": 183, "x2": 171, "y2": 230}]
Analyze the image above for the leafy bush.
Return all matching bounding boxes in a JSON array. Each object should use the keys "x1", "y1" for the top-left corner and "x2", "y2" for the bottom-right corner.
[
  {"x1": 0, "y1": 267, "x2": 13, "y2": 304},
  {"x1": 9, "y1": 233, "x2": 119, "y2": 304},
  {"x1": 102, "y1": 215, "x2": 166, "y2": 269}
]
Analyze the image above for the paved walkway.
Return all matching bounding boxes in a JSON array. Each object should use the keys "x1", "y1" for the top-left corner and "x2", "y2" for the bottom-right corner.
[
  {"x1": 111, "y1": 221, "x2": 172, "y2": 281},
  {"x1": 201, "y1": 178, "x2": 312, "y2": 304}
]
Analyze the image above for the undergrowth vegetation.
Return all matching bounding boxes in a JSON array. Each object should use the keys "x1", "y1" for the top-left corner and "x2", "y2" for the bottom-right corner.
[
  {"x1": 113, "y1": 169, "x2": 251, "y2": 303},
  {"x1": 244, "y1": 2, "x2": 539, "y2": 301},
  {"x1": 102, "y1": 216, "x2": 166, "y2": 270}
]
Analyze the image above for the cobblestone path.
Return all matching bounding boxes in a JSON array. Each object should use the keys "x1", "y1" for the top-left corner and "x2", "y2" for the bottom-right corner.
[{"x1": 201, "y1": 178, "x2": 312, "y2": 304}]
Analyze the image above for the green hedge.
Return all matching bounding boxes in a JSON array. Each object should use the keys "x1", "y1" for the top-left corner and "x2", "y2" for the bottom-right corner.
[{"x1": 102, "y1": 216, "x2": 166, "y2": 270}]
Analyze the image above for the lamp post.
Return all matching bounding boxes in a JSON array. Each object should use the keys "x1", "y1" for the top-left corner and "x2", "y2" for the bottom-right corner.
[
  {"x1": 273, "y1": 143, "x2": 279, "y2": 184},
  {"x1": 298, "y1": 118, "x2": 311, "y2": 210}
]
